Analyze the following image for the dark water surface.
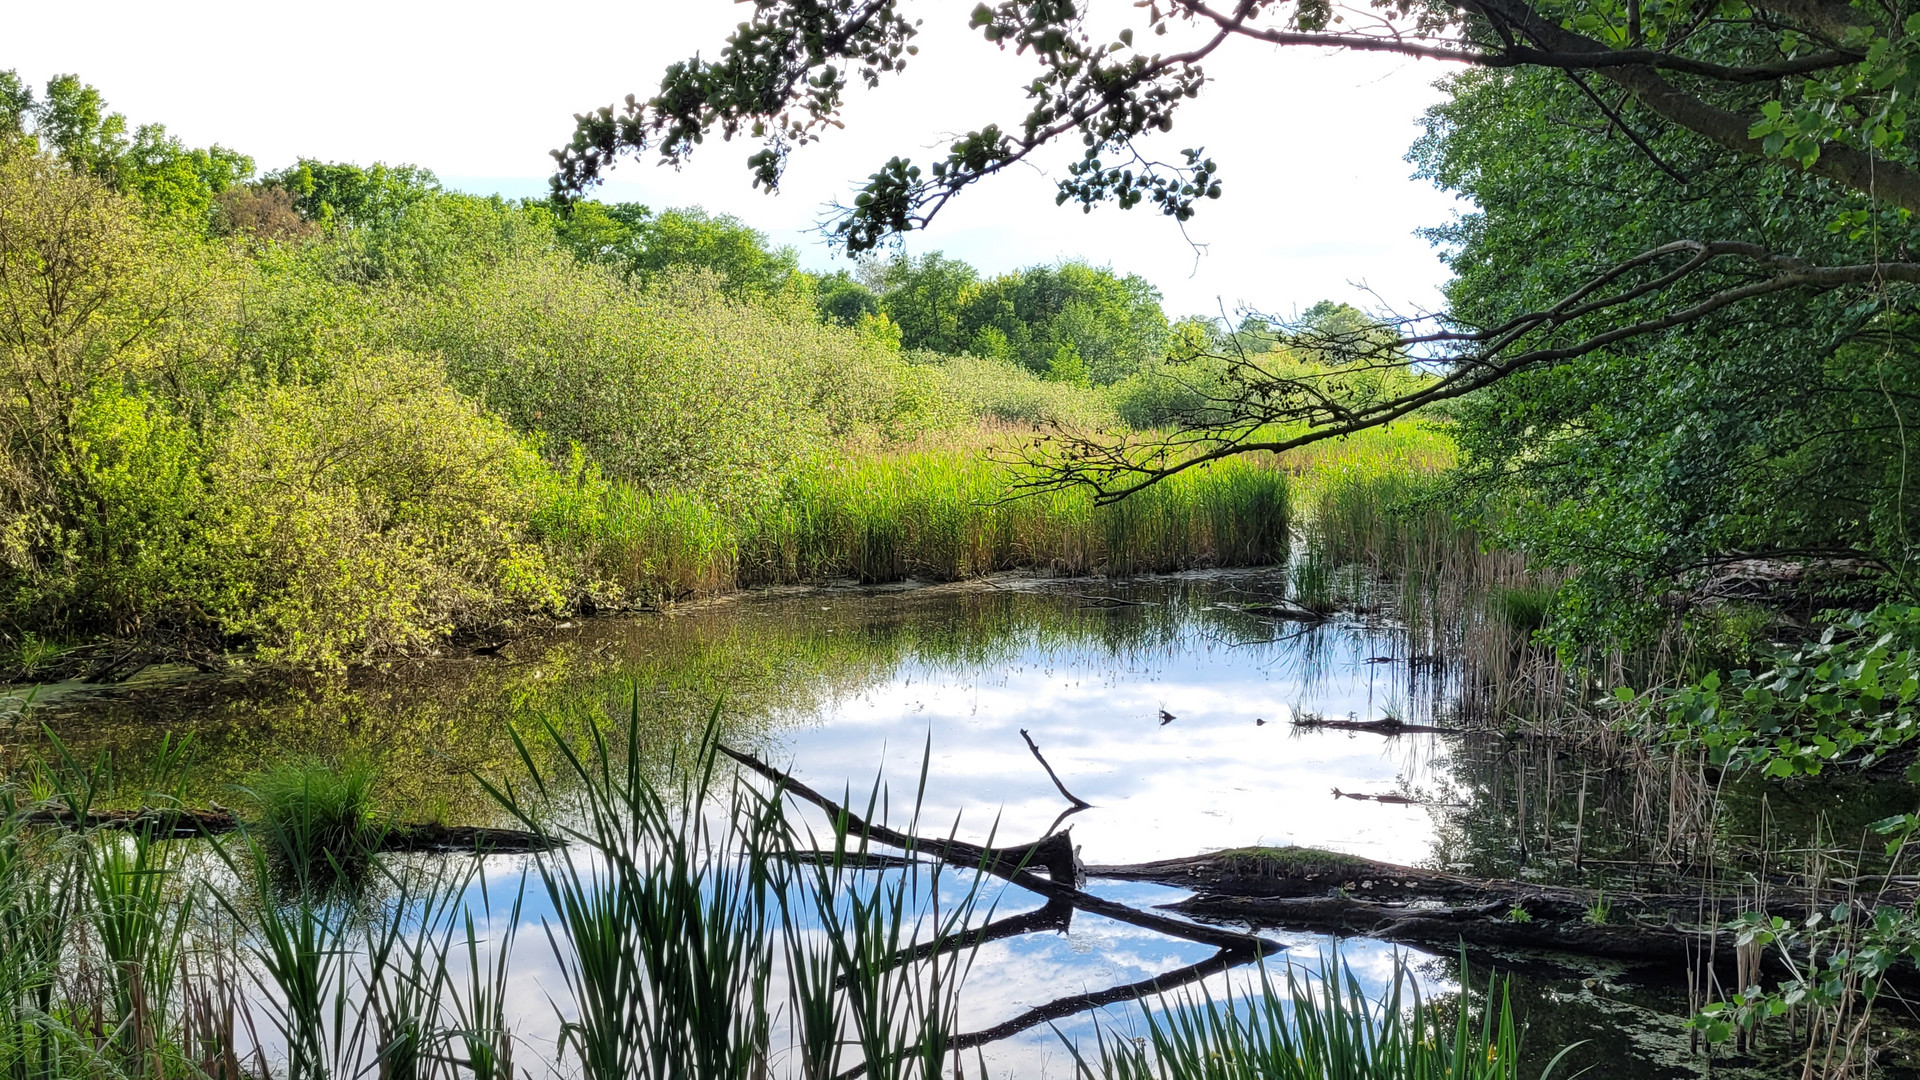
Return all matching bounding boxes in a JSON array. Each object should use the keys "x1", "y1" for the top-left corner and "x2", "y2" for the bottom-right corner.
[{"x1": 11, "y1": 571, "x2": 1916, "y2": 1077}]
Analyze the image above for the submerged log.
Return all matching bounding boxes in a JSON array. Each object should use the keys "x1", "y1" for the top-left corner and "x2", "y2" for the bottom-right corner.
[
  {"x1": 1232, "y1": 600, "x2": 1329, "y2": 621},
  {"x1": 20, "y1": 807, "x2": 559, "y2": 853},
  {"x1": 1165, "y1": 892, "x2": 1713, "y2": 962},
  {"x1": 1293, "y1": 715, "x2": 1460, "y2": 735}
]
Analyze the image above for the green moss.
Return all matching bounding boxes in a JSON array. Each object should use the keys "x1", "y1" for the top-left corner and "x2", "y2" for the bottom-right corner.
[{"x1": 1213, "y1": 846, "x2": 1375, "y2": 874}]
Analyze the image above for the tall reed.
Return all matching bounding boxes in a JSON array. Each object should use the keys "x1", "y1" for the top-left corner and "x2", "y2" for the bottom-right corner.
[{"x1": 543, "y1": 445, "x2": 1290, "y2": 602}]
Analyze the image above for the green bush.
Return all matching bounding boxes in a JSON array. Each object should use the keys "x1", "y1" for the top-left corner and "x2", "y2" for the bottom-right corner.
[
  {"x1": 1647, "y1": 602, "x2": 1920, "y2": 779},
  {"x1": 0, "y1": 149, "x2": 242, "y2": 634},
  {"x1": 1110, "y1": 355, "x2": 1234, "y2": 429},
  {"x1": 907, "y1": 351, "x2": 1113, "y2": 429},
  {"x1": 205, "y1": 351, "x2": 564, "y2": 666},
  {"x1": 403, "y1": 254, "x2": 932, "y2": 503}
]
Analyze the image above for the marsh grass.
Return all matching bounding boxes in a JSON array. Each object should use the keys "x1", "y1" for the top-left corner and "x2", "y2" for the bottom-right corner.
[
  {"x1": 242, "y1": 757, "x2": 384, "y2": 886},
  {"x1": 1489, "y1": 584, "x2": 1556, "y2": 637},
  {"x1": 549, "y1": 442, "x2": 1291, "y2": 601},
  {"x1": 741, "y1": 450, "x2": 1288, "y2": 585}
]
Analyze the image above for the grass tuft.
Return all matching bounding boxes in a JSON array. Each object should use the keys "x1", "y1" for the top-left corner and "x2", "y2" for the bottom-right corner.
[{"x1": 243, "y1": 756, "x2": 384, "y2": 882}]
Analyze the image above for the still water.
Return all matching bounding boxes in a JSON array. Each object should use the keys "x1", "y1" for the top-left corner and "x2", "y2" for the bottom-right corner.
[{"x1": 12, "y1": 570, "x2": 1905, "y2": 1078}]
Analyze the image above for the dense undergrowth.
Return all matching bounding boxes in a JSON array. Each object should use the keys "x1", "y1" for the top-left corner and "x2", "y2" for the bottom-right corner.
[{"x1": 0, "y1": 115, "x2": 1365, "y2": 672}]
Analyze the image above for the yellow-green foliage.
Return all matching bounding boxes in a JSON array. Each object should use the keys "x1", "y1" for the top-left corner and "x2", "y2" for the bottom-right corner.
[
  {"x1": 0, "y1": 140, "x2": 1425, "y2": 669},
  {"x1": 908, "y1": 352, "x2": 1115, "y2": 429},
  {"x1": 0, "y1": 150, "x2": 243, "y2": 630},
  {"x1": 404, "y1": 254, "x2": 941, "y2": 503},
  {"x1": 206, "y1": 352, "x2": 563, "y2": 665}
]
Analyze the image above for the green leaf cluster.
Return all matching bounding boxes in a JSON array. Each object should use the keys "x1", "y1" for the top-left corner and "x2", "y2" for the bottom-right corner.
[{"x1": 1649, "y1": 603, "x2": 1920, "y2": 778}]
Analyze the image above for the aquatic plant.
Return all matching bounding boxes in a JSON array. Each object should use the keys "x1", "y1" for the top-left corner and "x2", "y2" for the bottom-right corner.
[
  {"x1": 243, "y1": 756, "x2": 384, "y2": 881},
  {"x1": 1070, "y1": 949, "x2": 1580, "y2": 1080},
  {"x1": 1489, "y1": 584, "x2": 1556, "y2": 636}
]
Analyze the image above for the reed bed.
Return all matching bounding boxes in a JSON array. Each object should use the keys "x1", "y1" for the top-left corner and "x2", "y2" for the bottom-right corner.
[
  {"x1": 1074, "y1": 950, "x2": 1570, "y2": 1080},
  {"x1": 546, "y1": 444, "x2": 1290, "y2": 602}
]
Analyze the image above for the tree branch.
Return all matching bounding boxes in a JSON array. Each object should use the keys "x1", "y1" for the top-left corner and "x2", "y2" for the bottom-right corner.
[{"x1": 1015, "y1": 244, "x2": 1920, "y2": 503}]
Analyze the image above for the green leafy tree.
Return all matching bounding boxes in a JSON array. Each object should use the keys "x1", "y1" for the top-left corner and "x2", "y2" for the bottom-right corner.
[
  {"x1": 814, "y1": 268, "x2": 881, "y2": 326},
  {"x1": 3, "y1": 72, "x2": 254, "y2": 222},
  {"x1": 962, "y1": 261, "x2": 1170, "y2": 384},
  {"x1": 267, "y1": 159, "x2": 440, "y2": 228},
  {"x1": 868, "y1": 252, "x2": 978, "y2": 353},
  {"x1": 554, "y1": 201, "x2": 801, "y2": 299},
  {"x1": 1407, "y1": 65, "x2": 1920, "y2": 635},
  {"x1": 542, "y1": 0, "x2": 1920, "y2": 519}
]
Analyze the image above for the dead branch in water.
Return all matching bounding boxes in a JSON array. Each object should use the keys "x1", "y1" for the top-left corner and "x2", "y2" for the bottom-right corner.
[
  {"x1": 1294, "y1": 715, "x2": 1461, "y2": 735},
  {"x1": 720, "y1": 744, "x2": 1287, "y2": 956},
  {"x1": 1084, "y1": 847, "x2": 1920, "y2": 968},
  {"x1": 1020, "y1": 728, "x2": 1092, "y2": 811},
  {"x1": 1330, "y1": 789, "x2": 1466, "y2": 808}
]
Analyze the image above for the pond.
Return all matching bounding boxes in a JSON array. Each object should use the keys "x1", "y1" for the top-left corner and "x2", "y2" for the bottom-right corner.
[{"x1": 10, "y1": 571, "x2": 1918, "y2": 1078}]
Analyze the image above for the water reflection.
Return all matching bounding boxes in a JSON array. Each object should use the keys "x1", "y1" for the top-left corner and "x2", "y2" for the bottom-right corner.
[{"x1": 12, "y1": 570, "x2": 1911, "y2": 1078}]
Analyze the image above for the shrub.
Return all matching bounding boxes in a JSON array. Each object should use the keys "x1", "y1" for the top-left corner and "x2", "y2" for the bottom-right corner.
[
  {"x1": 1110, "y1": 355, "x2": 1235, "y2": 429},
  {"x1": 404, "y1": 254, "x2": 930, "y2": 503},
  {"x1": 907, "y1": 351, "x2": 1114, "y2": 429},
  {"x1": 0, "y1": 148, "x2": 240, "y2": 634},
  {"x1": 205, "y1": 351, "x2": 563, "y2": 666}
]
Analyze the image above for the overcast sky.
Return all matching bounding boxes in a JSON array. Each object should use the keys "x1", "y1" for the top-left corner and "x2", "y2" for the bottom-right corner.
[{"x1": 10, "y1": 1, "x2": 1468, "y2": 319}]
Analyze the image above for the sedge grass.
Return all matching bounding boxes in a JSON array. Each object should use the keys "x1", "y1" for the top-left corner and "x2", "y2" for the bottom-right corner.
[{"x1": 242, "y1": 756, "x2": 384, "y2": 887}]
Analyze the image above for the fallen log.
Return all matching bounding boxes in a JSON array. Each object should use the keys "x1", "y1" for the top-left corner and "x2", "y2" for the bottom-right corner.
[
  {"x1": 1085, "y1": 846, "x2": 1920, "y2": 965},
  {"x1": 20, "y1": 807, "x2": 559, "y2": 853},
  {"x1": 1293, "y1": 716, "x2": 1460, "y2": 735},
  {"x1": 1233, "y1": 600, "x2": 1329, "y2": 621},
  {"x1": 1163, "y1": 892, "x2": 1713, "y2": 962}
]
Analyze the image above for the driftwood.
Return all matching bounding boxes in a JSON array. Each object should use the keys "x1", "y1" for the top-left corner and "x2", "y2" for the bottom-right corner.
[
  {"x1": 1165, "y1": 893, "x2": 1714, "y2": 962},
  {"x1": 21, "y1": 807, "x2": 560, "y2": 853},
  {"x1": 1233, "y1": 600, "x2": 1328, "y2": 621},
  {"x1": 1331, "y1": 789, "x2": 1465, "y2": 808}
]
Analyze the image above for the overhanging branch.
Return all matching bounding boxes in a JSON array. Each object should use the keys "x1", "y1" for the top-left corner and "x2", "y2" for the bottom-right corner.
[{"x1": 1015, "y1": 243, "x2": 1920, "y2": 504}]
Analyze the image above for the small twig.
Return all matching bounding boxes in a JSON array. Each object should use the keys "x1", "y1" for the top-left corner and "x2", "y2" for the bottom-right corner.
[
  {"x1": 1041, "y1": 802, "x2": 1090, "y2": 839},
  {"x1": 1020, "y1": 729, "x2": 1092, "y2": 810}
]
